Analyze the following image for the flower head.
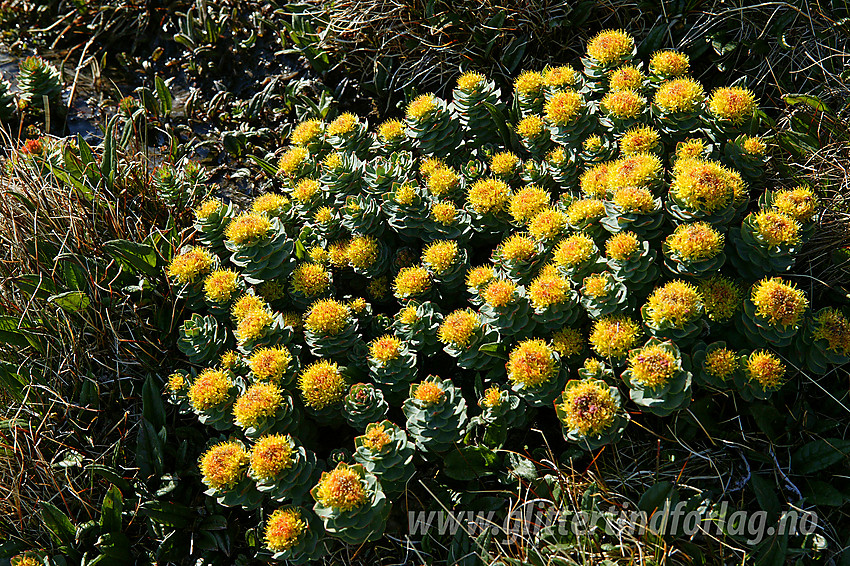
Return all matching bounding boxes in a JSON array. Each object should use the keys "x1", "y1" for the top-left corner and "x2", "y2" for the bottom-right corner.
[
  {"x1": 323, "y1": 152, "x2": 343, "y2": 171},
  {"x1": 545, "y1": 90, "x2": 584, "y2": 125},
  {"x1": 605, "y1": 232, "x2": 640, "y2": 261},
  {"x1": 544, "y1": 65, "x2": 578, "y2": 88},
  {"x1": 746, "y1": 350, "x2": 785, "y2": 390},
  {"x1": 490, "y1": 151, "x2": 520, "y2": 176},
  {"x1": 189, "y1": 369, "x2": 232, "y2": 411},
  {"x1": 554, "y1": 234, "x2": 596, "y2": 268},
  {"x1": 167, "y1": 247, "x2": 213, "y2": 283},
  {"x1": 628, "y1": 343, "x2": 678, "y2": 387},
  {"x1": 251, "y1": 434, "x2": 295, "y2": 479},
  {"x1": 394, "y1": 266, "x2": 432, "y2": 299},
  {"x1": 292, "y1": 178, "x2": 321, "y2": 203},
  {"x1": 427, "y1": 167, "x2": 460, "y2": 197},
  {"x1": 516, "y1": 115, "x2": 545, "y2": 139},
  {"x1": 567, "y1": 198, "x2": 606, "y2": 225},
  {"x1": 456, "y1": 71, "x2": 486, "y2": 91},
  {"x1": 580, "y1": 162, "x2": 611, "y2": 199},
  {"x1": 481, "y1": 386, "x2": 503, "y2": 408},
  {"x1": 709, "y1": 86, "x2": 757, "y2": 124},
  {"x1": 204, "y1": 270, "x2": 239, "y2": 303},
  {"x1": 249, "y1": 347, "x2": 292, "y2": 382},
  {"x1": 468, "y1": 178, "x2": 512, "y2": 215},
  {"x1": 498, "y1": 233, "x2": 537, "y2": 263},
  {"x1": 361, "y1": 423, "x2": 393, "y2": 452},
  {"x1": 413, "y1": 380, "x2": 446, "y2": 405},
  {"x1": 167, "y1": 372, "x2": 186, "y2": 392},
  {"x1": 196, "y1": 199, "x2": 222, "y2": 219},
  {"x1": 609, "y1": 65, "x2": 644, "y2": 92},
  {"x1": 752, "y1": 210, "x2": 801, "y2": 247},
  {"x1": 265, "y1": 508, "x2": 306, "y2": 551},
  {"x1": 290, "y1": 119, "x2": 322, "y2": 146},
  {"x1": 587, "y1": 30, "x2": 634, "y2": 65},
  {"x1": 407, "y1": 94, "x2": 438, "y2": 121},
  {"x1": 429, "y1": 202, "x2": 457, "y2": 226},
  {"x1": 514, "y1": 71, "x2": 545, "y2": 96},
  {"x1": 327, "y1": 113, "x2": 358, "y2": 137},
  {"x1": 601, "y1": 89, "x2": 645, "y2": 119},
  {"x1": 278, "y1": 147, "x2": 310, "y2": 176},
  {"x1": 620, "y1": 126, "x2": 660, "y2": 155},
  {"x1": 552, "y1": 328, "x2": 583, "y2": 359},
  {"x1": 347, "y1": 236, "x2": 379, "y2": 270},
  {"x1": 482, "y1": 279, "x2": 518, "y2": 308},
  {"x1": 378, "y1": 119, "x2": 405, "y2": 142},
  {"x1": 676, "y1": 139, "x2": 708, "y2": 161},
  {"x1": 654, "y1": 78, "x2": 705, "y2": 114},
  {"x1": 666, "y1": 222, "x2": 724, "y2": 261},
  {"x1": 558, "y1": 380, "x2": 618, "y2": 435},
  {"x1": 649, "y1": 50, "x2": 690, "y2": 77},
  {"x1": 671, "y1": 158, "x2": 743, "y2": 213},
  {"x1": 528, "y1": 271, "x2": 571, "y2": 309},
  {"x1": 420, "y1": 157, "x2": 445, "y2": 178},
  {"x1": 200, "y1": 441, "x2": 248, "y2": 490},
  {"x1": 529, "y1": 208, "x2": 568, "y2": 240},
  {"x1": 305, "y1": 299, "x2": 351, "y2": 335},
  {"x1": 751, "y1": 277, "x2": 808, "y2": 328},
  {"x1": 467, "y1": 265, "x2": 497, "y2": 291},
  {"x1": 439, "y1": 310, "x2": 481, "y2": 347},
  {"x1": 582, "y1": 273, "x2": 611, "y2": 299},
  {"x1": 645, "y1": 280, "x2": 703, "y2": 328},
  {"x1": 590, "y1": 315, "x2": 642, "y2": 359},
  {"x1": 608, "y1": 153, "x2": 662, "y2": 189},
  {"x1": 423, "y1": 240, "x2": 459, "y2": 274},
  {"x1": 812, "y1": 308, "x2": 850, "y2": 356},
  {"x1": 290, "y1": 263, "x2": 331, "y2": 297},
  {"x1": 742, "y1": 136, "x2": 766, "y2": 155},
  {"x1": 225, "y1": 213, "x2": 272, "y2": 245},
  {"x1": 509, "y1": 185, "x2": 549, "y2": 223},
  {"x1": 253, "y1": 193, "x2": 289, "y2": 216},
  {"x1": 234, "y1": 383, "x2": 283, "y2": 429},
  {"x1": 314, "y1": 464, "x2": 367, "y2": 511},
  {"x1": 370, "y1": 335, "x2": 402, "y2": 363},
  {"x1": 698, "y1": 275, "x2": 742, "y2": 323},
  {"x1": 704, "y1": 347, "x2": 738, "y2": 381},
  {"x1": 236, "y1": 308, "x2": 274, "y2": 342},
  {"x1": 507, "y1": 339, "x2": 558, "y2": 388},
  {"x1": 397, "y1": 305, "x2": 419, "y2": 325},
  {"x1": 299, "y1": 360, "x2": 347, "y2": 409},
  {"x1": 772, "y1": 187, "x2": 818, "y2": 223},
  {"x1": 231, "y1": 295, "x2": 268, "y2": 322},
  {"x1": 327, "y1": 239, "x2": 350, "y2": 267}
]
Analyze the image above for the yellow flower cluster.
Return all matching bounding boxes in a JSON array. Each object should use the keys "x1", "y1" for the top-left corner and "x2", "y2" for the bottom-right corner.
[
  {"x1": 304, "y1": 299, "x2": 351, "y2": 335},
  {"x1": 482, "y1": 279, "x2": 518, "y2": 309},
  {"x1": 545, "y1": 90, "x2": 584, "y2": 125},
  {"x1": 507, "y1": 339, "x2": 557, "y2": 387},
  {"x1": 234, "y1": 383, "x2": 283, "y2": 429},
  {"x1": 698, "y1": 275, "x2": 741, "y2": 323},
  {"x1": 620, "y1": 126, "x2": 660, "y2": 155},
  {"x1": 551, "y1": 328, "x2": 583, "y2": 358},
  {"x1": 394, "y1": 266, "x2": 432, "y2": 298},
  {"x1": 347, "y1": 236, "x2": 379, "y2": 270},
  {"x1": 746, "y1": 351, "x2": 785, "y2": 389},
  {"x1": 554, "y1": 233, "x2": 595, "y2": 268},
  {"x1": 644, "y1": 280, "x2": 702, "y2": 328},
  {"x1": 200, "y1": 441, "x2": 249, "y2": 490},
  {"x1": 649, "y1": 50, "x2": 689, "y2": 77},
  {"x1": 413, "y1": 381, "x2": 446, "y2": 405},
  {"x1": 251, "y1": 434, "x2": 294, "y2": 479},
  {"x1": 654, "y1": 78, "x2": 704, "y2": 114},
  {"x1": 587, "y1": 29, "x2": 634, "y2": 65},
  {"x1": 299, "y1": 360, "x2": 347, "y2": 409},
  {"x1": 628, "y1": 344, "x2": 678, "y2": 388},
  {"x1": 314, "y1": 464, "x2": 367, "y2": 511},
  {"x1": 589, "y1": 315, "x2": 641, "y2": 359},
  {"x1": 527, "y1": 271, "x2": 570, "y2": 309},
  {"x1": 558, "y1": 381, "x2": 617, "y2": 435},
  {"x1": 704, "y1": 347, "x2": 738, "y2": 380},
  {"x1": 468, "y1": 178, "x2": 512, "y2": 215},
  {"x1": 812, "y1": 308, "x2": 850, "y2": 356},
  {"x1": 407, "y1": 94, "x2": 438, "y2": 120},
  {"x1": 189, "y1": 369, "x2": 232, "y2": 411},
  {"x1": 249, "y1": 347, "x2": 292, "y2": 382},
  {"x1": 750, "y1": 277, "x2": 808, "y2": 328},
  {"x1": 601, "y1": 89, "x2": 645, "y2": 119},
  {"x1": 265, "y1": 508, "x2": 306, "y2": 551},
  {"x1": 666, "y1": 222, "x2": 724, "y2": 261},
  {"x1": 225, "y1": 213, "x2": 272, "y2": 245},
  {"x1": 290, "y1": 119, "x2": 322, "y2": 146},
  {"x1": 438, "y1": 310, "x2": 480, "y2": 347},
  {"x1": 168, "y1": 247, "x2": 214, "y2": 283},
  {"x1": 361, "y1": 423, "x2": 393, "y2": 451},
  {"x1": 290, "y1": 262, "x2": 331, "y2": 296},
  {"x1": 423, "y1": 240, "x2": 459, "y2": 274},
  {"x1": 509, "y1": 185, "x2": 550, "y2": 223},
  {"x1": 369, "y1": 335, "x2": 402, "y2": 363},
  {"x1": 609, "y1": 65, "x2": 644, "y2": 92},
  {"x1": 605, "y1": 232, "x2": 640, "y2": 261}
]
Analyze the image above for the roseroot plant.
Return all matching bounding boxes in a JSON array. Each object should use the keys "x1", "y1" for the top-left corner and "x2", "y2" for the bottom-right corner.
[
  {"x1": 403, "y1": 376, "x2": 468, "y2": 453},
  {"x1": 554, "y1": 378, "x2": 628, "y2": 450},
  {"x1": 311, "y1": 462, "x2": 390, "y2": 545},
  {"x1": 353, "y1": 421, "x2": 416, "y2": 496},
  {"x1": 17, "y1": 56, "x2": 61, "y2": 110},
  {"x1": 200, "y1": 440, "x2": 264, "y2": 510},
  {"x1": 621, "y1": 339, "x2": 693, "y2": 416},
  {"x1": 162, "y1": 29, "x2": 831, "y2": 557}
]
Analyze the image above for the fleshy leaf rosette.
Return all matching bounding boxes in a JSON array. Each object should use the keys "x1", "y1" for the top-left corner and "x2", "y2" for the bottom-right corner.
[
  {"x1": 476, "y1": 385, "x2": 527, "y2": 432},
  {"x1": 251, "y1": 434, "x2": 320, "y2": 504},
  {"x1": 303, "y1": 299, "x2": 362, "y2": 359},
  {"x1": 178, "y1": 313, "x2": 230, "y2": 365},
  {"x1": 621, "y1": 339, "x2": 693, "y2": 417},
  {"x1": 311, "y1": 462, "x2": 390, "y2": 545},
  {"x1": 507, "y1": 339, "x2": 569, "y2": 407},
  {"x1": 582, "y1": 30, "x2": 637, "y2": 93},
  {"x1": 353, "y1": 420, "x2": 416, "y2": 496},
  {"x1": 604, "y1": 232, "x2": 660, "y2": 294},
  {"x1": 383, "y1": 183, "x2": 430, "y2": 242},
  {"x1": 403, "y1": 376, "x2": 469, "y2": 453},
  {"x1": 203, "y1": 269, "x2": 246, "y2": 317},
  {"x1": 553, "y1": 233, "x2": 607, "y2": 283},
  {"x1": 326, "y1": 112, "x2": 372, "y2": 159},
  {"x1": 260, "y1": 506, "x2": 327, "y2": 565},
  {"x1": 527, "y1": 268, "x2": 581, "y2": 331},
  {"x1": 391, "y1": 301, "x2": 443, "y2": 356},
  {"x1": 734, "y1": 350, "x2": 788, "y2": 401},
  {"x1": 491, "y1": 233, "x2": 545, "y2": 285},
  {"x1": 344, "y1": 383, "x2": 390, "y2": 431},
  {"x1": 600, "y1": 187, "x2": 665, "y2": 240},
  {"x1": 234, "y1": 385, "x2": 300, "y2": 439},
  {"x1": 554, "y1": 378, "x2": 628, "y2": 450},
  {"x1": 691, "y1": 341, "x2": 742, "y2": 389},
  {"x1": 579, "y1": 271, "x2": 631, "y2": 319},
  {"x1": 405, "y1": 94, "x2": 462, "y2": 159},
  {"x1": 662, "y1": 222, "x2": 727, "y2": 278},
  {"x1": 741, "y1": 277, "x2": 808, "y2": 348},
  {"x1": 422, "y1": 240, "x2": 469, "y2": 292},
  {"x1": 759, "y1": 186, "x2": 818, "y2": 241},
  {"x1": 341, "y1": 195, "x2": 386, "y2": 238},
  {"x1": 666, "y1": 157, "x2": 746, "y2": 227},
  {"x1": 167, "y1": 246, "x2": 217, "y2": 311},
  {"x1": 200, "y1": 440, "x2": 264, "y2": 510},
  {"x1": 235, "y1": 309, "x2": 294, "y2": 355},
  {"x1": 364, "y1": 150, "x2": 414, "y2": 196},
  {"x1": 225, "y1": 214, "x2": 297, "y2": 285},
  {"x1": 452, "y1": 72, "x2": 504, "y2": 148}
]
